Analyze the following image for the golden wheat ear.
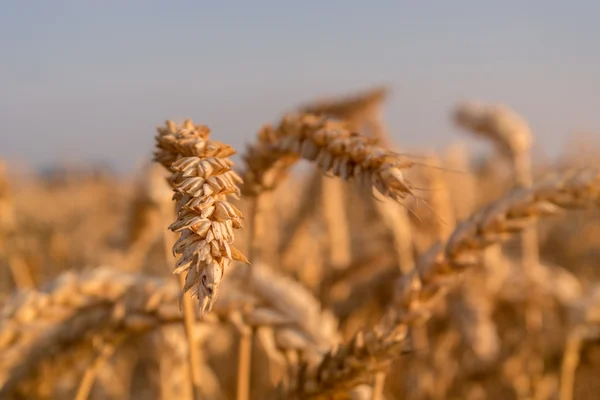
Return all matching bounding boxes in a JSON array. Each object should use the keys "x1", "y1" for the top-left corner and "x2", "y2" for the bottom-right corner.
[{"x1": 154, "y1": 119, "x2": 247, "y2": 316}]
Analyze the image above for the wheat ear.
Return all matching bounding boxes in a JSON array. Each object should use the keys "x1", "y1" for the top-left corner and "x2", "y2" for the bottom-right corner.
[
  {"x1": 155, "y1": 119, "x2": 248, "y2": 316},
  {"x1": 242, "y1": 113, "x2": 417, "y2": 203},
  {"x1": 292, "y1": 169, "x2": 600, "y2": 398}
]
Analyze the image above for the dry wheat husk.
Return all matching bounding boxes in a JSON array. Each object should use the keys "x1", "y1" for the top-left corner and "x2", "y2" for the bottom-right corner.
[
  {"x1": 155, "y1": 119, "x2": 248, "y2": 316},
  {"x1": 291, "y1": 168, "x2": 600, "y2": 399}
]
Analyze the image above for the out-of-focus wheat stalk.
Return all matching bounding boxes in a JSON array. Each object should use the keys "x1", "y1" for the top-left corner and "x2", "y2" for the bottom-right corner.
[
  {"x1": 0, "y1": 266, "x2": 339, "y2": 398},
  {"x1": 74, "y1": 334, "x2": 124, "y2": 400},
  {"x1": 321, "y1": 177, "x2": 351, "y2": 269},
  {"x1": 122, "y1": 163, "x2": 171, "y2": 272},
  {"x1": 560, "y1": 286, "x2": 600, "y2": 400},
  {"x1": 292, "y1": 169, "x2": 600, "y2": 398},
  {"x1": 453, "y1": 101, "x2": 539, "y2": 274},
  {"x1": 0, "y1": 162, "x2": 36, "y2": 291},
  {"x1": 453, "y1": 102, "x2": 540, "y2": 372},
  {"x1": 453, "y1": 102, "x2": 532, "y2": 161}
]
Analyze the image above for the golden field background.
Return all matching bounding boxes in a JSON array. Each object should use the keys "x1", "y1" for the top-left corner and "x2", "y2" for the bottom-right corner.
[{"x1": 0, "y1": 88, "x2": 599, "y2": 400}]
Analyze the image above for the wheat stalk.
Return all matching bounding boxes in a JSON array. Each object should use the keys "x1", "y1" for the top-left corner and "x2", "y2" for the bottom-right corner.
[
  {"x1": 292, "y1": 168, "x2": 600, "y2": 398},
  {"x1": 0, "y1": 162, "x2": 36, "y2": 291},
  {"x1": 560, "y1": 285, "x2": 600, "y2": 400},
  {"x1": 453, "y1": 101, "x2": 539, "y2": 270},
  {"x1": 453, "y1": 101, "x2": 542, "y2": 373}
]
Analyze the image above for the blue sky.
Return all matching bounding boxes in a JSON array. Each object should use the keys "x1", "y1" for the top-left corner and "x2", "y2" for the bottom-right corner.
[{"x1": 1, "y1": 1, "x2": 599, "y2": 171}]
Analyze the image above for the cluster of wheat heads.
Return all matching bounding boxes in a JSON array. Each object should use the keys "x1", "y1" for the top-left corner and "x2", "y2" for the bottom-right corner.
[
  {"x1": 1, "y1": 88, "x2": 600, "y2": 400},
  {"x1": 290, "y1": 168, "x2": 600, "y2": 398},
  {"x1": 0, "y1": 265, "x2": 340, "y2": 398}
]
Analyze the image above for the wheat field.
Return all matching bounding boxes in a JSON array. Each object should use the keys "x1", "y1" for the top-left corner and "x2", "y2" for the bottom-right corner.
[{"x1": 1, "y1": 88, "x2": 599, "y2": 400}]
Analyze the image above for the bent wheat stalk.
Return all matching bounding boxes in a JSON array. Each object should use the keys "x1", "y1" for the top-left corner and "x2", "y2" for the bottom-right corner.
[
  {"x1": 242, "y1": 113, "x2": 417, "y2": 203},
  {"x1": 453, "y1": 101, "x2": 539, "y2": 367},
  {"x1": 292, "y1": 168, "x2": 600, "y2": 398},
  {"x1": 453, "y1": 101, "x2": 539, "y2": 270},
  {"x1": 453, "y1": 102, "x2": 532, "y2": 160}
]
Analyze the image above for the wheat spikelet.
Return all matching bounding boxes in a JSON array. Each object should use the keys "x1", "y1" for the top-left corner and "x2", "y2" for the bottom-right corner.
[
  {"x1": 154, "y1": 119, "x2": 248, "y2": 316},
  {"x1": 292, "y1": 169, "x2": 600, "y2": 398}
]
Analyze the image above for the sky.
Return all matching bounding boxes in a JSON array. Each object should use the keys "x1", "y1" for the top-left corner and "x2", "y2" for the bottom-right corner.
[{"x1": 1, "y1": 1, "x2": 599, "y2": 172}]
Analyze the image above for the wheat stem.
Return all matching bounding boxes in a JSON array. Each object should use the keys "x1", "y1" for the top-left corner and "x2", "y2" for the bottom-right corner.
[
  {"x1": 559, "y1": 327, "x2": 584, "y2": 400},
  {"x1": 74, "y1": 335, "x2": 123, "y2": 400}
]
